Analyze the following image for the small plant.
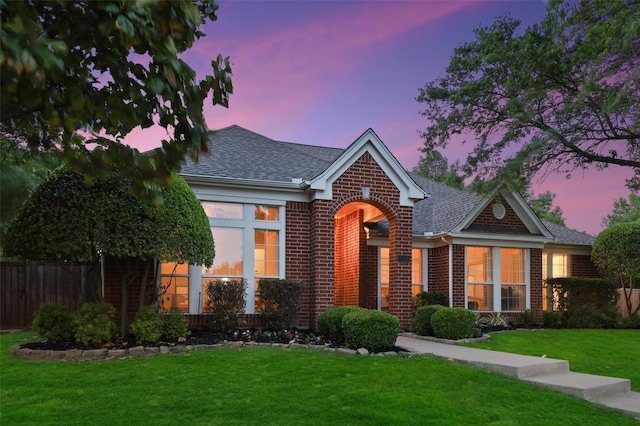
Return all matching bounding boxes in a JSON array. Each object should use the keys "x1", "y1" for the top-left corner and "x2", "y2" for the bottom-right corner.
[
  {"x1": 542, "y1": 310, "x2": 563, "y2": 328},
  {"x1": 431, "y1": 307, "x2": 480, "y2": 340},
  {"x1": 72, "y1": 303, "x2": 117, "y2": 346},
  {"x1": 410, "y1": 304, "x2": 446, "y2": 336},
  {"x1": 317, "y1": 306, "x2": 364, "y2": 343},
  {"x1": 257, "y1": 279, "x2": 305, "y2": 330},
  {"x1": 516, "y1": 309, "x2": 536, "y2": 328},
  {"x1": 131, "y1": 305, "x2": 163, "y2": 344},
  {"x1": 342, "y1": 309, "x2": 400, "y2": 352},
  {"x1": 205, "y1": 279, "x2": 247, "y2": 335},
  {"x1": 477, "y1": 312, "x2": 510, "y2": 329},
  {"x1": 162, "y1": 305, "x2": 191, "y2": 340},
  {"x1": 415, "y1": 291, "x2": 448, "y2": 307},
  {"x1": 31, "y1": 303, "x2": 74, "y2": 342}
]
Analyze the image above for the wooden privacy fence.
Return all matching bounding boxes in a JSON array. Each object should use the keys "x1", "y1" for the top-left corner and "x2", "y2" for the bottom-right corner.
[
  {"x1": 0, "y1": 262, "x2": 96, "y2": 330},
  {"x1": 618, "y1": 288, "x2": 640, "y2": 316}
]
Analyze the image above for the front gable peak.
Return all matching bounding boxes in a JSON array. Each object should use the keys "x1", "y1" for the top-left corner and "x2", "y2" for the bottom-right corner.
[{"x1": 308, "y1": 128, "x2": 426, "y2": 206}]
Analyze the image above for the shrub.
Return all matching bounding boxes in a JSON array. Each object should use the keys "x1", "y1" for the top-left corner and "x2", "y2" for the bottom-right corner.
[
  {"x1": 257, "y1": 279, "x2": 305, "y2": 330},
  {"x1": 415, "y1": 291, "x2": 448, "y2": 307},
  {"x1": 317, "y1": 306, "x2": 364, "y2": 343},
  {"x1": 31, "y1": 303, "x2": 74, "y2": 341},
  {"x1": 205, "y1": 279, "x2": 247, "y2": 335},
  {"x1": 542, "y1": 311, "x2": 563, "y2": 328},
  {"x1": 410, "y1": 305, "x2": 446, "y2": 336},
  {"x1": 477, "y1": 312, "x2": 510, "y2": 329},
  {"x1": 515, "y1": 309, "x2": 536, "y2": 328},
  {"x1": 342, "y1": 309, "x2": 400, "y2": 352},
  {"x1": 72, "y1": 303, "x2": 117, "y2": 346},
  {"x1": 162, "y1": 305, "x2": 191, "y2": 340},
  {"x1": 430, "y1": 307, "x2": 480, "y2": 340},
  {"x1": 131, "y1": 305, "x2": 163, "y2": 344},
  {"x1": 548, "y1": 277, "x2": 620, "y2": 328}
]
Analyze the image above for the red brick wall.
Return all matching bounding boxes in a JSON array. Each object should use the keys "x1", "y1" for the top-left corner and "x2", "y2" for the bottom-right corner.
[
  {"x1": 429, "y1": 246, "x2": 450, "y2": 299},
  {"x1": 334, "y1": 210, "x2": 363, "y2": 306},
  {"x1": 361, "y1": 245, "x2": 379, "y2": 309},
  {"x1": 469, "y1": 195, "x2": 528, "y2": 232},
  {"x1": 530, "y1": 248, "x2": 543, "y2": 318},
  {"x1": 570, "y1": 254, "x2": 599, "y2": 277},
  {"x1": 451, "y1": 244, "x2": 466, "y2": 307},
  {"x1": 285, "y1": 201, "x2": 312, "y2": 326}
]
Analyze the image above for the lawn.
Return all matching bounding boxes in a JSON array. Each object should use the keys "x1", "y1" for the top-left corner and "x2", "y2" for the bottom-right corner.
[
  {"x1": 1, "y1": 332, "x2": 637, "y2": 425},
  {"x1": 464, "y1": 329, "x2": 640, "y2": 392}
]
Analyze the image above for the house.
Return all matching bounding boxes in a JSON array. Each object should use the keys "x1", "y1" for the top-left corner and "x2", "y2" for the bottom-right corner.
[{"x1": 119, "y1": 125, "x2": 598, "y2": 329}]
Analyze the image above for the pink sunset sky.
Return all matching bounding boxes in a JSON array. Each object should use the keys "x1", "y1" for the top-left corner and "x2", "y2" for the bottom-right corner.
[{"x1": 125, "y1": 0, "x2": 635, "y2": 236}]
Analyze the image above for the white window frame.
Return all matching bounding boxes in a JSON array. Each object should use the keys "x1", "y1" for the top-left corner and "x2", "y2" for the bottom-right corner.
[{"x1": 377, "y1": 247, "x2": 427, "y2": 310}]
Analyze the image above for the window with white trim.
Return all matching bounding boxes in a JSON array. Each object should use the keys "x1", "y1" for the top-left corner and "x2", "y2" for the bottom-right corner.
[
  {"x1": 379, "y1": 247, "x2": 425, "y2": 310},
  {"x1": 466, "y1": 246, "x2": 529, "y2": 312},
  {"x1": 542, "y1": 253, "x2": 568, "y2": 311}
]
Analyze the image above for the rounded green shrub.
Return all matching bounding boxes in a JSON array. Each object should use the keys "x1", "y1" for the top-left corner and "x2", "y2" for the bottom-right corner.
[
  {"x1": 72, "y1": 303, "x2": 117, "y2": 346},
  {"x1": 162, "y1": 305, "x2": 191, "y2": 340},
  {"x1": 342, "y1": 309, "x2": 400, "y2": 352},
  {"x1": 430, "y1": 307, "x2": 480, "y2": 340},
  {"x1": 31, "y1": 303, "x2": 74, "y2": 341},
  {"x1": 317, "y1": 306, "x2": 364, "y2": 343},
  {"x1": 410, "y1": 304, "x2": 447, "y2": 336},
  {"x1": 415, "y1": 291, "x2": 448, "y2": 307},
  {"x1": 131, "y1": 305, "x2": 163, "y2": 344}
]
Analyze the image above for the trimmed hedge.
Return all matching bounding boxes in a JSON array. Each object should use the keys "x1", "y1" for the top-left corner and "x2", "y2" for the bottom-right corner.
[
  {"x1": 546, "y1": 277, "x2": 620, "y2": 328},
  {"x1": 317, "y1": 306, "x2": 364, "y2": 343},
  {"x1": 205, "y1": 279, "x2": 247, "y2": 334},
  {"x1": 342, "y1": 309, "x2": 400, "y2": 352},
  {"x1": 31, "y1": 303, "x2": 74, "y2": 342},
  {"x1": 257, "y1": 279, "x2": 305, "y2": 329},
  {"x1": 430, "y1": 307, "x2": 480, "y2": 340},
  {"x1": 410, "y1": 304, "x2": 446, "y2": 336},
  {"x1": 415, "y1": 291, "x2": 448, "y2": 307}
]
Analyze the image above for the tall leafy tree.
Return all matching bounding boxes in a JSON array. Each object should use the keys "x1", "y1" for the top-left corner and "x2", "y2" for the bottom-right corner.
[
  {"x1": 4, "y1": 168, "x2": 214, "y2": 335},
  {"x1": 602, "y1": 192, "x2": 640, "y2": 228},
  {"x1": 1, "y1": 1, "x2": 232, "y2": 199},
  {"x1": 413, "y1": 149, "x2": 464, "y2": 189},
  {"x1": 417, "y1": 0, "x2": 640, "y2": 190}
]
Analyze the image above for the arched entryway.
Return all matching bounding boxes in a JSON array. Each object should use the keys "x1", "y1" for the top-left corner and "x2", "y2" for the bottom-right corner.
[{"x1": 333, "y1": 200, "x2": 387, "y2": 310}]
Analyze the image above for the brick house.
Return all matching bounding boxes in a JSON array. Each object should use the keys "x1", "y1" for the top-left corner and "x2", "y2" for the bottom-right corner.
[{"x1": 109, "y1": 125, "x2": 596, "y2": 329}]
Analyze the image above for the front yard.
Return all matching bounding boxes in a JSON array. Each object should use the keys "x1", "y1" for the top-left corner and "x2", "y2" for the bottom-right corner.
[{"x1": 1, "y1": 330, "x2": 638, "y2": 425}]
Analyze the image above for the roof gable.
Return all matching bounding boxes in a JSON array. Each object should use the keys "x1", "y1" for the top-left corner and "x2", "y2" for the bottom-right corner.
[{"x1": 309, "y1": 128, "x2": 425, "y2": 206}]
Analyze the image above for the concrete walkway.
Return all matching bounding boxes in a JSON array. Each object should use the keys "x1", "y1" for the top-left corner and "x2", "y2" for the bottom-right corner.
[{"x1": 396, "y1": 334, "x2": 640, "y2": 419}]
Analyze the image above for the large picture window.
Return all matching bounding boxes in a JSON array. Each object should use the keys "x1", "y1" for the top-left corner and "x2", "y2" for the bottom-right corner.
[{"x1": 466, "y1": 246, "x2": 529, "y2": 312}]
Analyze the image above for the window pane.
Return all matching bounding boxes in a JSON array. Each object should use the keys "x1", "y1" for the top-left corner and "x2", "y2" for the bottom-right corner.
[
  {"x1": 467, "y1": 246, "x2": 492, "y2": 283},
  {"x1": 412, "y1": 248, "x2": 423, "y2": 284},
  {"x1": 502, "y1": 284, "x2": 526, "y2": 311},
  {"x1": 380, "y1": 247, "x2": 389, "y2": 284},
  {"x1": 500, "y1": 248, "x2": 525, "y2": 284},
  {"x1": 468, "y1": 284, "x2": 493, "y2": 311},
  {"x1": 202, "y1": 202, "x2": 243, "y2": 219},
  {"x1": 204, "y1": 228, "x2": 243, "y2": 277},
  {"x1": 552, "y1": 254, "x2": 568, "y2": 277},
  {"x1": 161, "y1": 262, "x2": 189, "y2": 275},
  {"x1": 381, "y1": 284, "x2": 389, "y2": 310},
  {"x1": 161, "y1": 276, "x2": 189, "y2": 312},
  {"x1": 255, "y1": 229, "x2": 278, "y2": 279},
  {"x1": 255, "y1": 205, "x2": 279, "y2": 221}
]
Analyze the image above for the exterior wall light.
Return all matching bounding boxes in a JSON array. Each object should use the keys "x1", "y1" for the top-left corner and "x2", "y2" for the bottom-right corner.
[{"x1": 361, "y1": 187, "x2": 371, "y2": 199}]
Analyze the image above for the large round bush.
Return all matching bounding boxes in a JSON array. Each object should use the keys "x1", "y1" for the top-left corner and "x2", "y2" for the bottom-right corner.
[
  {"x1": 342, "y1": 309, "x2": 400, "y2": 351},
  {"x1": 430, "y1": 307, "x2": 480, "y2": 340},
  {"x1": 317, "y1": 306, "x2": 364, "y2": 343},
  {"x1": 410, "y1": 304, "x2": 447, "y2": 336},
  {"x1": 72, "y1": 303, "x2": 117, "y2": 346},
  {"x1": 31, "y1": 303, "x2": 74, "y2": 341}
]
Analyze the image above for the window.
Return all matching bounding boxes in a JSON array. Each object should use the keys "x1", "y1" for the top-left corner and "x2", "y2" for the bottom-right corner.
[
  {"x1": 466, "y1": 247, "x2": 494, "y2": 311},
  {"x1": 542, "y1": 253, "x2": 568, "y2": 310},
  {"x1": 254, "y1": 229, "x2": 280, "y2": 309},
  {"x1": 202, "y1": 202, "x2": 243, "y2": 219},
  {"x1": 255, "y1": 205, "x2": 279, "y2": 221},
  {"x1": 202, "y1": 228, "x2": 243, "y2": 311},
  {"x1": 500, "y1": 248, "x2": 526, "y2": 311},
  {"x1": 379, "y1": 247, "x2": 425, "y2": 310},
  {"x1": 466, "y1": 246, "x2": 529, "y2": 312},
  {"x1": 161, "y1": 262, "x2": 189, "y2": 312}
]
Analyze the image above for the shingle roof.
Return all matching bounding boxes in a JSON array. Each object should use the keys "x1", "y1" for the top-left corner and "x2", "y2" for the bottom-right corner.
[
  {"x1": 181, "y1": 125, "x2": 344, "y2": 182},
  {"x1": 184, "y1": 125, "x2": 592, "y2": 245}
]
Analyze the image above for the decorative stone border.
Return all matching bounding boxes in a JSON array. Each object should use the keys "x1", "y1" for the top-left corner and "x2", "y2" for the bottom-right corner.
[
  {"x1": 399, "y1": 332, "x2": 491, "y2": 345},
  {"x1": 9, "y1": 340, "x2": 408, "y2": 362}
]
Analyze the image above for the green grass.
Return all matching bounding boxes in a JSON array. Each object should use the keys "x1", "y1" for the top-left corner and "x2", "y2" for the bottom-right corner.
[
  {"x1": 464, "y1": 329, "x2": 640, "y2": 392},
  {"x1": 1, "y1": 331, "x2": 638, "y2": 425}
]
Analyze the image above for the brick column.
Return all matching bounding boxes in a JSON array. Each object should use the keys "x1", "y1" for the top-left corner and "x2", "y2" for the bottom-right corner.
[{"x1": 388, "y1": 206, "x2": 414, "y2": 328}]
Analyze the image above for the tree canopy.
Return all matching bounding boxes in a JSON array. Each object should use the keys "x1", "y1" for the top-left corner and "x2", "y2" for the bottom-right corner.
[
  {"x1": 417, "y1": 0, "x2": 640, "y2": 190},
  {"x1": 592, "y1": 221, "x2": 640, "y2": 316},
  {"x1": 1, "y1": 1, "x2": 232, "y2": 199},
  {"x1": 602, "y1": 191, "x2": 640, "y2": 228}
]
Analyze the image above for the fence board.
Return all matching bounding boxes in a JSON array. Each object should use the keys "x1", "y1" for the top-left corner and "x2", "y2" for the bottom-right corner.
[
  {"x1": 0, "y1": 262, "x2": 96, "y2": 330},
  {"x1": 618, "y1": 288, "x2": 640, "y2": 316}
]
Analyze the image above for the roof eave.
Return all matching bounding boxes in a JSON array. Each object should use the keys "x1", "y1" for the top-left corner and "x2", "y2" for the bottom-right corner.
[{"x1": 181, "y1": 173, "x2": 306, "y2": 193}]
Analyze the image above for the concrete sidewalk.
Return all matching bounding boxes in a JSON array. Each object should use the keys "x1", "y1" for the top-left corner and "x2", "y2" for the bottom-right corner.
[{"x1": 396, "y1": 334, "x2": 640, "y2": 419}]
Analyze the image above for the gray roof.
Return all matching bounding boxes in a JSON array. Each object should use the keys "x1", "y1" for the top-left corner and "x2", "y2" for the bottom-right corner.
[
  {"x1": 184, "y1": 125, "x2": 593, "y2": 246},
  {"x1": 181, "y1": 125, "x2": 344, "y2": 182}
]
